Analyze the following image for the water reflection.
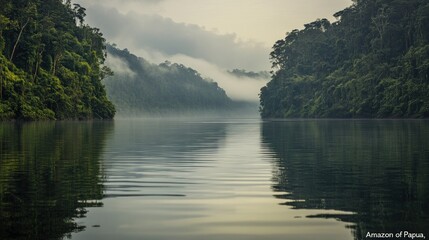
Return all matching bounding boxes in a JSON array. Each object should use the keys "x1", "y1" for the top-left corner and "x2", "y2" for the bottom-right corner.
[
  {"x1": 262, "y1": 120, "x2": 429, "y2": 239},
  {"x1": 101, "y1": 119, "x2": 229, "y2": 199},
  {"x1": 0, "y1": 121, "x2": 113, "y2": 240},
  {"x1": 73, "y1": 119, "x2": 303, "y2": 240},
  {"x1": 4, "y1": 119, "x2": 428, "y2": 240}
]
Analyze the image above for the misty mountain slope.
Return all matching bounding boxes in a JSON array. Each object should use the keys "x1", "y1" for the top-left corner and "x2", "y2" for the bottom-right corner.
[{"x1": 104, "y1": 45, "x2": 234, "y2": 114}]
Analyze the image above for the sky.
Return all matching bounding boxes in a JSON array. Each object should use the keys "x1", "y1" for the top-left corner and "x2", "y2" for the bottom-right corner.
[{"x1": 74, "y1": 0, "x2": 352, "y2": 101}]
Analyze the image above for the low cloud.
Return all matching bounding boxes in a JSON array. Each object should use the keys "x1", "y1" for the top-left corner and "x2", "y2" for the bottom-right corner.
[
  {"x1": 105, "y1": 54, "x2": 136, "y2": 79},
  {"x1": 83, "y1": 5, "x2": 270, "y2": 71},
  {"x1": 74, "y1": 2, "x2": 271, "y2": 101},
  {"x1": 165, "y1": 54, "x2": 269, "y2": 102},
  {"x1": 106, "y1": 47, "x2": 268, "y2": 102}
]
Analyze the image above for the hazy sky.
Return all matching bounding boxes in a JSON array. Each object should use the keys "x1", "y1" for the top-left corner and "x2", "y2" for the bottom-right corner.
[{"x1": 74, "y1": 0, "x2": 352, "y2": 101}]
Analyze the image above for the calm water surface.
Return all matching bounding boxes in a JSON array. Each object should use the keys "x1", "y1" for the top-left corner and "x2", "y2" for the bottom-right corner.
[{"x1": 0, "y1": 119, "x2": 428, "y2": 240}]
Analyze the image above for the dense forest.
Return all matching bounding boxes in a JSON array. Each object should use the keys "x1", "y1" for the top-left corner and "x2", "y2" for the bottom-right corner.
[
  {"x1": 104, "y1": 45, "x2": 234, "y2": 115},
  {"x1": 0, "y1": 0, "x2": 115, "y2": 120},
  {"x1": 260, "y1": 0, "x2": 429, "y2": 118}
]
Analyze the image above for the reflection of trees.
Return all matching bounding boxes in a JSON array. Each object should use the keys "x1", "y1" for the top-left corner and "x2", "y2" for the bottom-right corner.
[
  {"x1": 110, "y1": 119, "x2": 228, "y2": 156},
  {"x1": 0, "y1": 121, "x2": 113, "y2": 240},
  {"x1": 262, "y1": 121, "x2": 429, "y2": 240}
]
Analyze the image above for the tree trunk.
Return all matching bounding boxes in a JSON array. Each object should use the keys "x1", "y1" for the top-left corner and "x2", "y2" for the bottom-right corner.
[
  {"x1": 52, "y1": 52, "x2": 62, "y2": 76},
  {"x1": 33, "y1": 49, "x2": 44, "y2": 82},
  {"x1": 10, "y1": 18, "x2": 30, "y2": 62}
]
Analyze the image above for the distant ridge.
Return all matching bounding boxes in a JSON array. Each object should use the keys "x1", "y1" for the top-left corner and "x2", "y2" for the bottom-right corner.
[{"x1": 104, "y1": 44, "x2": 238, "y2": 115}]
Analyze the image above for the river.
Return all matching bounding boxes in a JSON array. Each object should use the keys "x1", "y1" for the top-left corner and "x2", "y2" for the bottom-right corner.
[{"x1": 0, "y1": 118, "x2": 428, "y2": 240}]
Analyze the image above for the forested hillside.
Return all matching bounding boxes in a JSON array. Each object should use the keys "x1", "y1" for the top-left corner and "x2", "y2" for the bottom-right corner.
[
  {"x1": 260, "y1": 0, "x2": 429, "y2": 118},
  {"x1": 0, "y1": 0, "x2": 115, "y2": 120},
  {"x1": 104, "y1": 45, "x2": 234, "y2": 114}
]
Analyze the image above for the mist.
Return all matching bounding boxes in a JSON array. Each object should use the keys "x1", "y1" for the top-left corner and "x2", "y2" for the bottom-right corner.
[
  {"x1": 73, "y1": 0, "x2": 352, "y2": 108},
  {"x1": 103, "y1": 45, "x2": 261, "y2": 116},
  {"x1": 163, "y1": 54, "x2": 268, "y2": 102},
  {"x1": 84, "y1": 5, "x2": 270, "y2": 71},
  {"x1": 105, "y1": 54, "x2": 136, "y2": 79},
  {"x1": 85, "y1": 5, "x2": 269, "y2": 102},
  {"x1": 105, "y1": 46, "x2": 268, "y2": 103}
]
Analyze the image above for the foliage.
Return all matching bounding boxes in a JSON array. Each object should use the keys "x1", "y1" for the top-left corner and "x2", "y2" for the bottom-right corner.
[
  {"x1": 0, "y1": 0, "x2": 115, "y2": 120},
  {"x1": 260, "y1": 0, "x2": 429, "y2": 118},
  {"x1": 227, "y1": 69, "x2": 270, "y2": 79},
  {"x1": 104, "y1": 45, "x2": 233, "y2": 114}
]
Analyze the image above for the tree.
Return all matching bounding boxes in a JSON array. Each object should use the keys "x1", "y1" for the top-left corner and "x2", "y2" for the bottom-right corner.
[
  {"x1": 0, "y1": 0, "x2": 115, "y2": 120},
  {"x1": 9, "y1": 2, "x2": 37, "y2": 62},
  {"x1": 260, "y1": 0, "x2": 429, "y2": 118}
]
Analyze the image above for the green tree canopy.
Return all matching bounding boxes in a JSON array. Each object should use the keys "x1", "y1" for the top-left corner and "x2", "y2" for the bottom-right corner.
[
  {"x1": 0, "y1": 0, "x2": 115, "y2": 120},
  {"x1": 260, "y1": 0, "x2": 429, "y2": 118}
]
